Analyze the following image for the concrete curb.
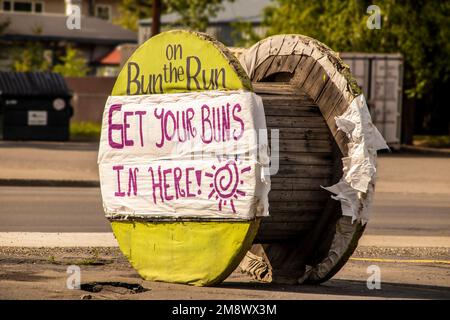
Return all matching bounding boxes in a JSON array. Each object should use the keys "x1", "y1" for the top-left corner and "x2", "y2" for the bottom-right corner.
[
  {"x1": 1, "y1": 233, "x2": 449, "y2": 248},
  {"x1": 0, "y1": 179, "x2": 99, "y2": 188}
]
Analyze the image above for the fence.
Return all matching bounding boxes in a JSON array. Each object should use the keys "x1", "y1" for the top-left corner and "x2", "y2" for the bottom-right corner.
[{"x1": 65, "y1": 77, "x2": 116, "y2": 123}]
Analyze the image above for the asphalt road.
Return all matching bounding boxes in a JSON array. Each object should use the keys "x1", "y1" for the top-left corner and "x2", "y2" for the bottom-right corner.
[{"x1": 0, "y1": 186, "x2": 449, "y2": 236}]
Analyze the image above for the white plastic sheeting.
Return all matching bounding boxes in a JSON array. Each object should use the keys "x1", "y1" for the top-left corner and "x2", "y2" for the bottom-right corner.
[
  {"x1": 98, "y1": 90, "x2": 271, "y2": 220},
  {"x1": 323, "y1": 94, "x2": 388, "y2": 223}
]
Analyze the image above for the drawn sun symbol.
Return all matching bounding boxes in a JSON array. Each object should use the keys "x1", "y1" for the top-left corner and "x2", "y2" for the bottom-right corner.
[{"x1": 205, "y1": 156, "x2": 251, "y2": 214}]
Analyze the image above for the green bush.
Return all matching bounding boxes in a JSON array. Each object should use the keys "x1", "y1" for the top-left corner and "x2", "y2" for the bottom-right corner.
[
  {"x1": 70, "y1": 122, "x2": 102, "y2": 141},
  {"x1": 413, "y1": 135, "x2": 450, "y2": 149}
]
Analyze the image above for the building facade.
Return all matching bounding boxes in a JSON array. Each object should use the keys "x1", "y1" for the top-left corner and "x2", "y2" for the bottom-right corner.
[
  {"x1": 1, "y1": 0, "x2": 122, "y2": 21},
  {"x1": 0, "y1": 0, "x2": 135, "y2": 75}
]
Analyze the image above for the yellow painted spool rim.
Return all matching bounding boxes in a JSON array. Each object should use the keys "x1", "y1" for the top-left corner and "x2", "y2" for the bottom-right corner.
[{"x1": 111, "y1": 219, "x2": 260, "y2": 286}]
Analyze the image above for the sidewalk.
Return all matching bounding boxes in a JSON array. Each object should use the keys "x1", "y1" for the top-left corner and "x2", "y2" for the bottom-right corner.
[{"x1": 0, "y1": 141, "x2": 99, "y2": 185}]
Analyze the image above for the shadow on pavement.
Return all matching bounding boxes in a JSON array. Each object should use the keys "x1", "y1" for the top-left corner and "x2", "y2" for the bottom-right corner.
[{"x1": 219, "y1": 279, "x2": 450, "y2": 299}]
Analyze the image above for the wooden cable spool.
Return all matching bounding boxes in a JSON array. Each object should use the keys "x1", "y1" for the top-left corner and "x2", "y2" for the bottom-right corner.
[{"x1": 238, "y1": 34, "x2": 368, "y2": 284}]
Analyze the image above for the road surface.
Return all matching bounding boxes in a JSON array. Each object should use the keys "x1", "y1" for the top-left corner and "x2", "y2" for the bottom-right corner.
[{"x1": 0, "y1": 186, "x2": 449, "y2": 236}]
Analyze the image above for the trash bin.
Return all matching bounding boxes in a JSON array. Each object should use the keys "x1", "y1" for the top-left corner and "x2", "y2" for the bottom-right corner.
[{"x1": 0, "y1": 72, "x2": 73, "y2": 141}]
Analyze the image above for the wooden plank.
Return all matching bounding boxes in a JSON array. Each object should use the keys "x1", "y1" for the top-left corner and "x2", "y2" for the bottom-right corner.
[
  {"x1": 279, "y1": 54, "x2": 303, "y2": 73},
  {"x1": 264, "y1": 55, "x2": 288, "y2": 79},
  {"x1": 268, "y1": 200, "x2": 325, "y2": 212},
  {"x1": 299, "y1": 59, "x2": 324, "y2": 89},
  {"x1": 256, "y1": 232, "x2": 310, "y2": 242},
  {"x1": 315, "y1": 79, "x2": 344, "y2": 120},
  {"x1": 278, "y1": 139, "x2": 332, "y2": 153},
  {"x1": 262, "y1": 214, "x2": 320, "y2": 224},
  {"x1": 253, "y1": 82, "x2": 299, "y2": 95},
  {"x1": 270, "y1": 177, "x2": 331, "y2": 191},
  {"x1": 328, "y1": 96, "x2": 349, "y2": 120},
  {"x1": 312, "y1": 68, "x2": 337, "y2": 102},
  {"x1": 270, "y1": 128, "x2": 331, "y2": 141},
  {"x1": 254, "y1": 56, "x2": 276, "y2": 82},
  {"x1": 260, "y1": 94, "x2": 316, "y2": 107},
  {"x1": 265, "y1": 208, "x2": 323, "y2": 218},
  {"x1": 333, "y1": 130, "x2": 349, "y2": 156},
  {"x1": 269, "y1": 190, "x2": 330, "y2": 203},
  {"x1": 307, "y1": 69, "x2": 330, "y2": 102},
  {"x1": 274, "y1": 165, "x2": 333, "y2": 178},
  {"x1": 276, "y1": 152, "x2": 333, "y2": 165},
  {"x1": 323, "y1": 95, "x2": 345, "y2": 133},
  {"x1": 264, "y1": 104, "x2": 322, "y2": 117},
  {"x1": 290, "y1": 56, "x2": 316, "y2": 87},
  {"x1": 266, "y1": 115, "x2": 327, "y2": 128},
  {"x1": 260, "y1": 95, "x2": 320, "y2": 107},
  {"x1": 258, "y1": 222, "x2": 315, "y2": 236},
  {"x1": 260, "y1": 55, "x2": 303, "y2": 81}
]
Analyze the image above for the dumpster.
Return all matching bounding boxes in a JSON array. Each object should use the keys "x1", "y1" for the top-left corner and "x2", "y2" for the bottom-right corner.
[{"x1": 0, "y1": 72, "x2": 73, "y2": 141}]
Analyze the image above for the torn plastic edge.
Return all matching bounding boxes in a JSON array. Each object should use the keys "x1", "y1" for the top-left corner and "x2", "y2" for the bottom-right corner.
[{"x1": 322, "y1": 94, "x2": 388, "y2": 225}]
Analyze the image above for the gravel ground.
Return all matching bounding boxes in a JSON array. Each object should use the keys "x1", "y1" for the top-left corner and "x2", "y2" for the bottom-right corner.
[
  {"x1": 0, "y1": 246, "x2": 449, "y2": 300},
  {"x1": 1, "y1": 246, "x2": 448, "y2": 262}
]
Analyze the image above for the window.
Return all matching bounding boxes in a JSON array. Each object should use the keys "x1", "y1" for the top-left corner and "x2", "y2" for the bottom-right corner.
[
  {"x1": 1, "y1": 1, "x2": 44, "y2": 13},
  {"x1": 2, "y1": 1, "x2": 11, "y2": 11},
  {"x1": 34, "y1": 2, "x2": 42, "y2": 13},
  {"x1": 14, "y1": 2, "x2": 32, "y2": 12},
  {"x1": 95, "y1": 4, "x2": 111, "y2": 21}
]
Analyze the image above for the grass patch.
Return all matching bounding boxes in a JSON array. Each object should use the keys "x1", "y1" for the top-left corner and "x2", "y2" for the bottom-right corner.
[
  {"x1": 70, "y1": 121, "x2": 101, "y2": 141},
  {"x1": 47, "y1": 248, "x2": 112, "y2": 266},
  {"x1": 48, "y1": 255, "x2": 57, "y2": 264},
  {"x1": 413, "y1": 135, "x2": 450, "y2": 148}
]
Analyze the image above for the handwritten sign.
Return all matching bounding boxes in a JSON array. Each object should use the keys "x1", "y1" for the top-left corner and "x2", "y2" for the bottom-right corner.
[
  {"x1": 97, "y1": 30, "x2": 270, "y2": 286},
  {"x1": 98, "y1": 91, "x2": 269, "y2": 219},
  {"x1": 112, "y1": 32, "x2": 251, "y2": 96},
  {"x1": 98, "y1": 30, "x2": 269, "y2": 221}
]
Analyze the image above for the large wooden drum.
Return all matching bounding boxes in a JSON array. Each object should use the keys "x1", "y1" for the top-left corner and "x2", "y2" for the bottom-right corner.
[{"x1": 238, "y1": 34, "x2": 378, "y2": 284}]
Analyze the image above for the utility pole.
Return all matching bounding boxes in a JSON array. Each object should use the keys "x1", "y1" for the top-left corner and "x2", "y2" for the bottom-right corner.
[{"x1": 151, "y1": 0, "x2": 162, "y2": 37}]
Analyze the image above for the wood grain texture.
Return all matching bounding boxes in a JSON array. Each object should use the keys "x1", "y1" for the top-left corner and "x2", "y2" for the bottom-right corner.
[{"x1": 240, "y1": 34, "x2": 368, "y2": 284}]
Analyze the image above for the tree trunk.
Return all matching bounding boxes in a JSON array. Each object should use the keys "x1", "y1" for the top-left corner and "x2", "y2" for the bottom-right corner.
[{"x1": 151, "y1": 0, "x2": 162, "y2": 37}]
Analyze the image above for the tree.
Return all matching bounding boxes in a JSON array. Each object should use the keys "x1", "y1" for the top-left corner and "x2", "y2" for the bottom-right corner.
[
  {"x1": 247, "y1": 0, "x2": 450, "y2": 135},
  {"x1": 11, "y1": 25, "x2": 51, "y2": 72},
  {"x1": 115, "y1": 0, "x2": 234, "y2": 32},
  {"x1": 262, "y1": 0, "x2": 450, "y2": 99},
  {"x1": 12, "y1": 41, "x2": 51, "y2": 72},
  {"x1": 53, "y1": 46, "x2": 90, "y2": 77},
  {"x1": 115, "y1": 0, "x2": 151, "y2": 31},
  {"x1": 164, "y1": 0, "x2": 234, "y2": 31}
]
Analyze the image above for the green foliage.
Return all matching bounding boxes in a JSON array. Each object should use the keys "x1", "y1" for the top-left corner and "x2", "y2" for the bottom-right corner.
[
  {"x1": 11, "y1": 23, "x2": 53, "y2": 72},
  {"x1": 115, "y1": 0, "x2": 152, "y2": 31},
  {"x1": 115, "y1": 0, "x2": 234, "y2": 32},
  {"x1": 231, "y1": 21, "x2": 262, "y2": 48},
  {"x1": 259, "y1": 0, "x2": 450, "y2": 99},
  {"x1": 70, "y1": 122, "x2": 102, "y2": 141},
  {"x1": 165, "y1": 0, "x2": 234, "y2": 31},
  {"x1": 53, "y1": 47, "x2": 90, "y2": 77},
  {"x1": 12, "y1": 41, "x2": 51, "y2": 72},
  {"x1": 414, "y1": 135, "x2": 450, "y2": 149}
]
